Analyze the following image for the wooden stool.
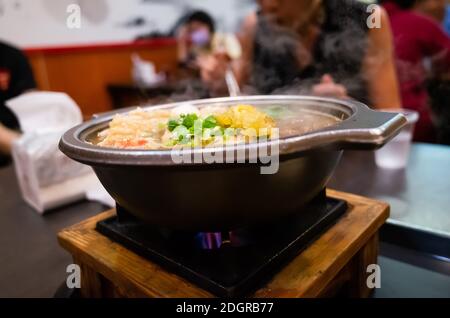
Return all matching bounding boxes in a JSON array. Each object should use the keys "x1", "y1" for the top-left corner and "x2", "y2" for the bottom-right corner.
[{"x1": 58, "y1": 190, "x2": 389, "y2": 298}]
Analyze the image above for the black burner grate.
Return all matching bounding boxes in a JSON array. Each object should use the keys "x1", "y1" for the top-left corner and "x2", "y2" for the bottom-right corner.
[{"x1": 96, "y1": 191, "x2": 347, "y2": 297}]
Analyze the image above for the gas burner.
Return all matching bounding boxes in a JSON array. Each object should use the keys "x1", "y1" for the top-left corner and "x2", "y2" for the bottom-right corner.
[
  {"x1": 196, "y1": 232, "x2": 235, "y2": 249},
  {"x1": 96, "y1": 189, "x2": 347, "y2": 297}
]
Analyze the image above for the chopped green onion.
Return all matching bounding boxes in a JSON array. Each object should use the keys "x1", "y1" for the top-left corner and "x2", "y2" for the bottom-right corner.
[
  {"x1": 168, "y1": 119, "x2": 179, "y2": 132},
  {"x1": 182, "y1": 113, "x2": 198, "y2": 129},
  {"x1": 202, "y1": 115, "x2": 218, "y2": 129},
  {"x1": 168, "y1": 113, "x2": 227, "y2": 146},
  {"x1": 172, "y1": 125, "x2": 189, "y2": 138}
]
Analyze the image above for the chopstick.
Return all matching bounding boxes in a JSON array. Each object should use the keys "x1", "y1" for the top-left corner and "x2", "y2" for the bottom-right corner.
[{"x1": 225, "y1": 67, "x2": 241, "y2": 97}]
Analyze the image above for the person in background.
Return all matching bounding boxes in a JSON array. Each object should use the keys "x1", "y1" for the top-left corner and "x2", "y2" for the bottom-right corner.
[
  {"x1": 169, "y1": 10, "x2": 242, "y2": 98},
  {"x1": 0, "y1": 41, "x2": 36, "y2": 165},
  {"x1": 415, "y1": 0, "x2": 450, "y2": 35},
  {"x1": 445, "y1": 4, "x2": 450, "y2": 35},
  {"x1": 381, "y1": 0, "x2": 450, "y2": 143},
  {"x1": 414, "y1": 0, "x2": 446, "y2": 23},
  {"x1": 198, "y1": 0, "x2": 401, "y2": 110},
  {"x1": 414, "y1": 0, "x2": 450, "y2": 144},
  {"x1": 176, "y1": 10, "x2": 216, "y2": 69},
  {"x1": 0, "y1": 124, "x2": 19, "y2": 156}
]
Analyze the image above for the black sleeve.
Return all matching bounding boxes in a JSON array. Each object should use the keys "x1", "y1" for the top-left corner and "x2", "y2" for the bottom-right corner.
[
  {"x1": 0, "y1": 44, "x2": 36, "y2": 130},
  {"x1": 9, "y1": 48, "x2": 36, "y2": 97}
]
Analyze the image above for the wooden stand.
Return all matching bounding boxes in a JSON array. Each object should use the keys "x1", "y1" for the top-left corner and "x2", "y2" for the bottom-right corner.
[{"x1": 58, "y1": 190, "x2": 389, "y2": 298}]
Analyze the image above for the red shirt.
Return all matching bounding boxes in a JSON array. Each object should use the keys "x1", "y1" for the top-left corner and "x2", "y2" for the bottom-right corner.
[{"x1": 383, "y1": 1, "x2": 450, "y2": 142}]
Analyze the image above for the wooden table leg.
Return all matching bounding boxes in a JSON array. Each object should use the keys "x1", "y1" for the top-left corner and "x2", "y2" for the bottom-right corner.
[
  {"x1": 74, "y1": 257, "x2": 103, "y2": 298},
  {"x1": 348, "y1": 233, "x2": 379, "y2": 298},
  {"x1": 318, "y1": 233, "x2": 380, "y2": 298}
]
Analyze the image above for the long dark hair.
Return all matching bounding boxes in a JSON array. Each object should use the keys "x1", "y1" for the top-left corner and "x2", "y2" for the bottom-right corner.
[
  {"x1": 186, "y1": 11, "x2": 215, "y2": 33},
  {"x1": 379, "y1": 0, "x2": 417, "y2": 9},
  {"x1": 168, "y1": 10, "x2": 215, "y2": 36}
]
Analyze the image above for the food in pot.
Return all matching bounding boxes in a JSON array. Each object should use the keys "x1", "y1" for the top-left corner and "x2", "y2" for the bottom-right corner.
[
  {"x1": 94, "y1": 104, "x2": 341, "y2": 150},
  {"x1": 60, "y1": 96, "x2": 407, "y2": 231}
]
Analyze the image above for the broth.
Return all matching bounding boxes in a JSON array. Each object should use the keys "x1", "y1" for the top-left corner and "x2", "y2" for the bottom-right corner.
[{"x1": 90, "y1": 104, "x2": 342, "y2": 150}]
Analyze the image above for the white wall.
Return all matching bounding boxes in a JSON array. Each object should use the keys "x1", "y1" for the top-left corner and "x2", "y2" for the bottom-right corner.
[{"x1": 0, "y1": 0, "x2": 256, "y2": 48}]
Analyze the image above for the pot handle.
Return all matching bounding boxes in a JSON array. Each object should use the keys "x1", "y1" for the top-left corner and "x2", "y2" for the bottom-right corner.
[{"x1": 326, "y1": 103, "x2": 408, "y2": 150}]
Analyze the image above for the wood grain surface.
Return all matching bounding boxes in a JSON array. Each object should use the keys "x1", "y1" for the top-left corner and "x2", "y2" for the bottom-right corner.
[{"x1": 58, "y1": 189, "x2": 389, "y2": 298}]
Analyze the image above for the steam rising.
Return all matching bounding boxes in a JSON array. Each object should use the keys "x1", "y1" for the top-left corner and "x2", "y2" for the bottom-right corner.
[
  {"x1": 248, "y1": 10, "x2": 370, "y2": 104},
  {"x1": 168, "y1": 1, "x2": 375, "y2": 106}
]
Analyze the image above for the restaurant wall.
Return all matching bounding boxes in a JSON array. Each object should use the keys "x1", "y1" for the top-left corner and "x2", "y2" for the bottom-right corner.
[
  {"x1": 0, "y1": 0, "x2": 256, "y2": 116},
  {"x1": 27, "y1": 40, "x2": 179, "y2": 117},
  {"x1": 0, "y1": 0, "x2": 256, "y2": 49}
]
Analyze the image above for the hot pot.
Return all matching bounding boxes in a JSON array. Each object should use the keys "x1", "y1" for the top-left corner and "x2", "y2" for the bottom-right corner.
[{"x1": 59, "y1": 96, "x2": 406, "y2": 231}]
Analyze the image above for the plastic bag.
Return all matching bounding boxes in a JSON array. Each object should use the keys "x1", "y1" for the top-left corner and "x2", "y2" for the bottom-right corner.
[{"x1": 7, "y1": 91, "x2": 110, "y2": 213}]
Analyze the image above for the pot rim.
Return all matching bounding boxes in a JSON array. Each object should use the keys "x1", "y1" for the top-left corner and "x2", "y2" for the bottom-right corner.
[{"x1": 59, "y1": 95, "x2": 407, "y2": 166}]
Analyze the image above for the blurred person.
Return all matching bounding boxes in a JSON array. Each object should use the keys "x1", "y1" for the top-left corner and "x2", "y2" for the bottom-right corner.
[
  {"x1": 175, "y1": 11, "x2": 242, "y2": 70},
  {"x1": 0, "y1": 41, "x2": 36, "y2": 165},
  {"x1": 414, "y1": 0, "x2": 446, "y2": 23},
  {"x1": 382, "y1": 0, "x2": 450, "y2": 142},
  {"x1": 427, "y1": 73, "x2": 450, "y2": 144},
  {"x1": 176, "y1": 10, "x2": 217, "y2": 69},
  {"x1": 163, "y1": 10, "x2": 242, "y2": 100},
  {"x1": 415, "y1": 0, "x2": 450, "y2": 36},
  {"x1": 198, "y1": 0, "x2": 402, "y2": 110},
  {"x1": 0, "y1": 124, "x2": 19, "y2": 155},
  {"x1": 445, "y1": 4, "x2": 450, "y2": 35}
]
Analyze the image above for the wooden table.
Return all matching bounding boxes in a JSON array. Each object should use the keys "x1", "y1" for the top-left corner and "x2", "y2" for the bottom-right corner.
[{"x1": 58, "y1": 190, "x2": 389, "y2": 298}]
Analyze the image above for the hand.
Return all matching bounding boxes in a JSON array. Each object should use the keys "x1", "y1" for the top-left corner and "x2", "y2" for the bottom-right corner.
[
  {"x1": 197, "y1": 53, "x2": 229, "y2": 94},
  {"x1": 177, "y1": 25, "x2": 191, "y2": 64},
  {"x1": 176, "y1": 25, "x2": 190, "y2": 44},
  {"x1": 312, "y1": 74, "x2": 348, "y2": 99},
  {"x1": 0, "y1": 124, "x2": 20, "y2": 155}
]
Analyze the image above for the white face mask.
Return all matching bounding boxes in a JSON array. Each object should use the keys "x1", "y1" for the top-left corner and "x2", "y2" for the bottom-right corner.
[{"x1": 190, "y1": 29, "x2": 211, "y2": 46}]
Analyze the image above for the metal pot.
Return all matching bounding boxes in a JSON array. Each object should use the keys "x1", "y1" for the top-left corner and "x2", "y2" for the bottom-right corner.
[{"x1": 60, "y1": 96, "x2": 406, "y2": 231}]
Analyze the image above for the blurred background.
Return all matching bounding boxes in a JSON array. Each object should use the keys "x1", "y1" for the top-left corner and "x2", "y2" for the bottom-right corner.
[
  {"x1": 0, "y1": 0, "x2": 448, "y2": 132},
  {"x1": 0, "y1": 0, "x2": 449, "y2": 298},
  {"x1": 0, "y1": 0, "x2": 253, "y2": 117},
  {"x1": 1, "y1": 0, "x2": 449, "y2": 141}
]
